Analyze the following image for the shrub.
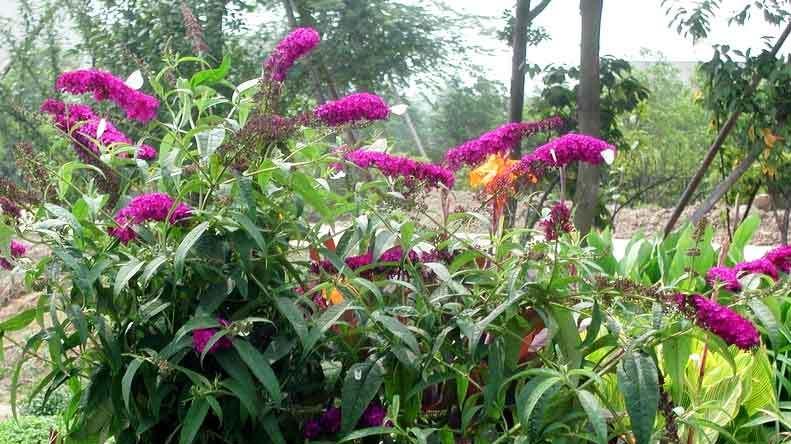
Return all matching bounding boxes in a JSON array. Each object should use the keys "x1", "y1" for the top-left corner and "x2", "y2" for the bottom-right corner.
[
  {"x1": 0, "y1": 26, "x2": 788, "y2": 444},
  {"x1": 0, "y1": 416, "x2": 57, "y2": 444}
]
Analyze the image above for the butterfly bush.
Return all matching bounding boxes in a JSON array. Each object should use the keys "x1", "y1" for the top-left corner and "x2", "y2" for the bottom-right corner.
[
  {"x1": 675, "y1": 293, "x2": 760, "y2": 349},
  {"x1": 540, "y1": 202, "x2": 574, "y2": 241},
  {"x1": 314, "y1": 93, "x2": 390, "y2": 126},
  {"x1": 707, "y1": 244, "x2": 791, "y2": 291},
  {"x1": 344, "y1": 149, "x2": 455, "y2": 190},
  {"x1": 264, "y1": 27, "x2": 321, "y2": 82},
  {"x1": 192, "y1": 319, "x2": 233, "y2": 354},
  {"x1": 0, "y1": 240, "x2": 27, "y2": 270},
  {"x1": 109, "y1": 193, "x2": 192, "y2": 243},
  {"x1": 56, "y1": 69, "x2": 160, "y2": 123},
  {"x1": 444, "y1": 116, "x2": 564, "y2": 171},
  {"x1": 40, "y1": 99, "x2": 157, "y2": 161}
]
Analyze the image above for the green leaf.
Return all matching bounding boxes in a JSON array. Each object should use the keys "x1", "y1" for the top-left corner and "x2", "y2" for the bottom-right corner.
[
  {"x1": 305, "y1": 301, "x2": 351, "y2": 352},
  {"x1": 617, "y1": 351, "x2": 659, "y2": 444},
  {"x1": 190, "y1": 54, "x2": 231, "y2": 88},
  {"x1": 729, "y1": 214, "x2": 759, "y2": 263},
  {"x1": 748, "y1": 299, "x2": 781, "y2": 347},
  {"x1": 179, "y1": 397, "x2": 209, "y2": 444},
  {"x1": 577, "y1": 390, "x2": 607, "y2": 444},
  {"x1": 372, "y1": 311, "x2": 419, "y2": 354},
  {"x1": 292, "y1": 172, "x2": 331, "y2": 220},
  {"x1": 662, "y1": 331, "x2": 690, "y2": 404},
  {"x1": 341, "y1": 360, "x2": 385, "y2": 433},
  {"x1": 175, "y1": 221, "x2": 210, "y2": 280},
  {"x1": 141, "y1": 255, "x2": 168, "y2": 286},
  {"x1": 339, "y1": 427, "x2": 394, "y2": 442},
  {"x1": 234, "y1": 213, "x2": 266, "y2": 251},
  {"x1": 274, "y1": 297, "x2": 308, "y2": 347},
  {"x1": 122, "y1": 358, "x2": 144, "y2": 412},
  {"x1": 232, "y1": 339, "x2": 283, "y2": 404},
  {"x1": 114, "y1": 257, "x2": 143, "y2": 296},
  {"x1": 0, "y1": 308, "x2": 37, "y2": 332},
  {"x1": 580, "y1": 300, "x2": 603, "y2": 350},
  {"x1": 516, "y1": 375, "x2": 562, "y2": 432},
  {"x1": 261, "y1": 414, "x2": 287, "y2": 444}
]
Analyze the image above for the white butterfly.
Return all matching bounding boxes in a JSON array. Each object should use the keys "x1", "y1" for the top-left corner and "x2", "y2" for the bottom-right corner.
[
  {"x1": 125, "y1": 70, "x2": 144, "y2": 90},
  {"x1": 601, "y1": 148, "x2": 615, "y2": 165},
  {"x1": 96, "y1": 118, "x2": 107, "y2": 138},
  {"x1": 390, "y1": 104, "x2": 408, "y2": 116}
]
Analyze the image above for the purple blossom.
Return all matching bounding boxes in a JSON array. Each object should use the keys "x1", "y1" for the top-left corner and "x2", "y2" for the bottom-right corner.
[
  {"x1": 444, "y1": 117, "x2": 564, "y2": 171},
  {"x1": 314, "y1": 93, "x2": 389, "y2": 126},
  {"x1": 735, "y1": 258, "x2": 779, "y2": 281},
  {"x1": 312, "y1": 246, "x2": 435, "y2": 275},
  {"x1": 56, "y1": 69, "x2": 160, "y2": 123},
  {"x1": 766, "y1": 245, "x2": 791, "y2": 273},
  {"x1": 523, "y1": 133, "x2": 615, "y2": 169},
  {"x1": 345, "y1": 149, "x2": 455, "y2": 190},
  {"x1": 706, "y1": 266, "x2": 741, "y2": 292},
  {"x1": 192, "y1": 319, "x2": 232, "y2": 354},
  {"x1": 41, "y1": 99, "x2": 157, "y2": 161},
  {"x1": 303, "y1": 418, "x2": 322, "y2": 440},
  {"x1": 540, "y1": 202, "x2": 573, "y2": 241},
  {"x1": 264, "y1": 27, "x2": 321, "y2": 82},
  {"x1": 675, "y1": 293, "x2": 760, "y2": 349},
  {"x1": 319, "y1": 406, "x2": 341, "y2": 434},
  {"x1": 109, "y1": 193, "x2": 192, "y2": 243},
  {"x1": 1, "y1": 240, "x2": 27, "y2": 271},
  {"x1": 0, "y1": 197, "x2": 21, "y2": 220},
  {"x1": 360, "y1": 401, "x2": 387, "y2": 428}
]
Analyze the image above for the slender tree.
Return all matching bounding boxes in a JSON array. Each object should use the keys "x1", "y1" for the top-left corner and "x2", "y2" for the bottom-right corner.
[{"x1": 572, "y1": 0, "x2": 603, "y2": 236}]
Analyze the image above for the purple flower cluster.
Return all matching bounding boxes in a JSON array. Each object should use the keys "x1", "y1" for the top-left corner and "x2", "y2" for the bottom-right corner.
[
  {"x1": 264, "y1": 27, "x2": 321, "y2": 82},
  {"x1": 443, "y1": 117, "x2": 564, "y2": 171},
  {"x1": 344, "y1": 149, "x2": 455, "y2": 190},
  {"x1": 540, "y1": 202, "x2": 573, "y2": 241},
  {"x1": 192, "y1": 319, "x2": 232, "y2": 354},
  {"x1": 486, "y1": 133, "x2": 615, "y2": 194},
  {"x1": 40, "y1": 99, "x2": 157, "y2": 161},
  {"x1": 675, "y1": 293, "x2": 760, "y2": 349},
  {"x1": 56, "y1": 69, "x2": 159, "y2": 123},
  {"x1": 311, "y1": 246, "x2": 447, "y2": 276},
  {"x1": 109, "y1": 193, "x2": 192, "y2": 243},
  {"x1": 303, "y1": 402, "x2": 387, "y2": 439},
  {"x1": 0, "y1": 197, "x2": 21, "y2": 220},
  {"x1": 0, "y1": 240, "x2": 27, "y2": 271},
  {"x1": 314, "y1": 93, "x2": 390, "y2": 126},
  {"x1": 706, "y1": 245, "x2": 791, "y2": 292}
]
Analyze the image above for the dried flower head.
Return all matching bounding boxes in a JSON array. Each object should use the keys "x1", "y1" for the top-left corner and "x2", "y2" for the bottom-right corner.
[{"x1": 180, "y1": 2, "x2": 209, "y2": 55}]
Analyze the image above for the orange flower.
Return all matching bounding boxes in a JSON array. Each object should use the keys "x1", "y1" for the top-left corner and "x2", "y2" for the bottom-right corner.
[
  {"x1": 322, "y1": 287, "x2": 345, "y2": 305},
  {"x1": 469, "y1": 154, "x2": 517, "y2": 188}
]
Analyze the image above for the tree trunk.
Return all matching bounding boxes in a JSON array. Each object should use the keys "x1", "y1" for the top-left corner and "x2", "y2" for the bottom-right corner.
[
  {"x1": 663, "y1": 18, "x2": 791, "y2": 237},
  {"x1": 203, "y1": 0, "x2": 228, "y2": 63},
  {"x1": 688, "y1": 143, "x2": 763, "y2": 224},
  {"x1": 403, "y1": 108, "x2": 428, "y2": 158},
  {"x1": 509, "y1": 0, "x2": 531, "y2": 133},
  {"x1": 572, "y1": 0, "x2": 603, "y2": 236}
]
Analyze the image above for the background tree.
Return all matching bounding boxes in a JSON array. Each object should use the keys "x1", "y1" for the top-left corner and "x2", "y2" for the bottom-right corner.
[{"x1": 573, "y1": 0, "x2": 604, "y2": 236}]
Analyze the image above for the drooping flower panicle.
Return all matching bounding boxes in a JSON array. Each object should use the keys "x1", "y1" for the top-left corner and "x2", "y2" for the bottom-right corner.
[
  {"x1": 344, "y1": 149, "x2": 455, "y2": 190},
  {"x1": 109, "y1": 193, "x2": 192, "y2": 243},
  {"x1": 264, "y1": 27, "x2": 321, "y2": 82},
  {"x1": 444, "y1": 117, "x2": 564, "y2": 171},
  {"x1": 1, "y1": 240, "x2": 27, "y2": 271},
  {"x1": 707, "y1": 244, "x2": 791, "y2": 291},
  {"x1": 314, "y1": 93, "x2": 390, "y2": 126},
  {"x1": 540, "y1": 202, "x2": 574, "y2": 241},
  {"x1": 56, "y1": 69, "x2": 160, "y2": 123},
  {"x1": 675, "y1": 293, "x2": 760, "y2": 349},
  {"x1": 41, "y1": 99, "x2": 157, "y2": 161},
  {"x1": 311, "y1": 246, "x2": 448, "y2": 276}
]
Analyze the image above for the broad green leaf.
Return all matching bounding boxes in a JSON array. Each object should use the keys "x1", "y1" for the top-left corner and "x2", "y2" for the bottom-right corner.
[
  {"x1": 743, "y1": 348, "x2": 776, "y2": 415},
  {"x1": 122, "y1": 358, "x2": 143, "y2": 412},
  {"x1": 372, "y1": 312, "x2": 419, "y2": 354},
  {"x1": 577, "y1": 390, "x2": 607, "y2": 444},
  {"x1": 549, "y1": 306, "x2": 582, "y2": 371},
  {"x1": 580, "y1": 300, "x2": 603, "y2": 350},
  {"x1": 233, "y1": 340, "x2": 283, "y2": 404},
  {"x1": 179, "y1": 398, "x2": 209, "y2": 444},
  {"x1": 305, "y1": 301, "x2": 351, "y2": 352},
  {"x1": 114, "y1": 257, "x2": 143, "y2": 296},
  {"x1": 141, "y1": 255, "x2": 168, "y2": 286},
  {"x1": 0, "y1": 308, "x2": 37, "y2": 332},
  {"x1": 292, "y1": 172, "x2": 331, "y2": 220},
  {"x1": 729, "y1": 214, "x2": 759, "y2": 263},
  {"x1": 261, "y1": 414, "x2": 286, "y2": 444},
  {"x1": 339, "y1": 427, "x2": 394, "y2": 442},
  {"x1": 617, "y1": 351, "x2": 658, "y2": 444},
  {"x1": 190, "y1": 54, "x2": 231, "y2": 87},
  {"x1": 748, "y1": 299, "x2": 781, "y2": 347},
  {"x1": 662, "y1": 331, "x2": 691, "y2": 404},
  {"x1": 341, "y1": 360, "x2": 385, "y2": 433},
  {"x1": 234, "y1": 213, "x2": 266, "y2": 251},
  {"x1": 274, "y1": 297, "x2": 308, "y2": 347},
  {"x1": 516, "y1": 375, "x2": 562, "y2": 432},
  {"x1": 175, "y1": 221, "x2": 210, "y2": 280}
]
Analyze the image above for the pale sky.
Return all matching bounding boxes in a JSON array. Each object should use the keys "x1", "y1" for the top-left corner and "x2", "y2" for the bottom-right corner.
[{"x1": 448, "y1": 0, "x2": 789, "y2": 93}]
